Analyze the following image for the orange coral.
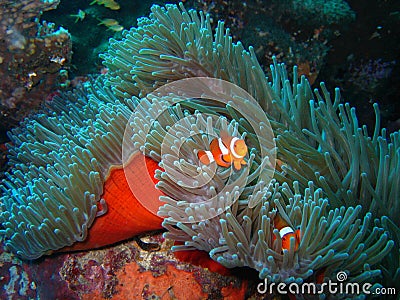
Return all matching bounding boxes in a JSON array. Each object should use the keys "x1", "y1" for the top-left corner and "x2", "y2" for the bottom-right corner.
[{"x1": 83, "y1": 262, "x2": 248, "y2": 300}]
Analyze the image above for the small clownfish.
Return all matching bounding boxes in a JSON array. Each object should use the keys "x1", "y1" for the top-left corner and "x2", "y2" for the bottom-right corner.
[
  {"x1": 272, "y1": 212, "x2": 301, "y2": 252},
  {"x1": 197, "y1": 131, "x2": 248, "y2": 171}
]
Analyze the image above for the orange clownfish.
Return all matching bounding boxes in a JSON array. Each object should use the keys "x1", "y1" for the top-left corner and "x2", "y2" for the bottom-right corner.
[
  {"x1": 197, "y1": 132, "x2": 248, "y2": 171},
  {"x1": 272, "y1": 213, "x2": 301, "y2": 252}
]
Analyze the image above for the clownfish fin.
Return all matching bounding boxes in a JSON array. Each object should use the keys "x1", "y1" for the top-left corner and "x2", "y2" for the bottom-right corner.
[
  {"x1": 197, "y1": 150, "x2": 214, "y2": 165},
  {"x1": 219, "y1": 130, "x2": 230, "y2": 141},
  {"x1": 273, "y1": 212, "x2": 287, "y2": 230},
  {"x1": 233, "y1": 159, "x2": 242, "y2": 170},
  {"x1": 274, "y1": 211, "x2": 295, "y2": 230},
  {"x1": 216, "y1": 154, "x2": 232, "y2": 168}
]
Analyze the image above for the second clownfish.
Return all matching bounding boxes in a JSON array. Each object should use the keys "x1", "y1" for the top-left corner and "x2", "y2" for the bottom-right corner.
[
  {"x1": 197, "y1": 131, "x2": 248, "y2": 171},
  {"x1": 272, "y1": 212, "x2": 301, "y2": 252}
]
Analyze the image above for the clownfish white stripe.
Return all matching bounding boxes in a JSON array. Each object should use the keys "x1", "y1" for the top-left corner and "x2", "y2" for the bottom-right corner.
[
  {"x1": 230, "y1": 137, "x2": 243, "y2": 159},
  {"x1": 279, "y1": 226, "x2": 294, "y2": 238},
  {"x1": 218, "y1": 138, "x2": 229, "y2": 155},
  {"x1": 203, "y1": 150, "x2": 215, "y2": 163}
]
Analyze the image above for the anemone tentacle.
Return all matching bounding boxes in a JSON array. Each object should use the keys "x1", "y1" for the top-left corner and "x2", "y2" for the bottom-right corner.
[{"x1": 0, "y1": 79, "x2": 138, "y2": 259}]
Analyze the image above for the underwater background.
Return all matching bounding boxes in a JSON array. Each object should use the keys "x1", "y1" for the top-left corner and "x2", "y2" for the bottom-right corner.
[{"x1": 0, "y1": 0, "x2": 399, "y2": 299}]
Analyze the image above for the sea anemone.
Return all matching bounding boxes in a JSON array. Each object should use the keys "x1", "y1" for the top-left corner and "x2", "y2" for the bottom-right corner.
[
  {"x1": 164, "y1": 180, "x2": 392, "y2": 285},
  {"x1": 0, "y1": 79, "x2": 163, "y2": 259},
  {"x1": 0, "y1": 3, "x2": 399, "y2": 294},
  {"x1": 128, "y1": 81, "x2": 393, "y2": 285},
  {"x1": 100, "y1": 2, "x2": 399, "y2": 288}
]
